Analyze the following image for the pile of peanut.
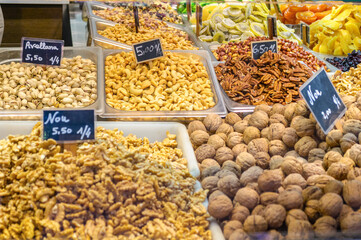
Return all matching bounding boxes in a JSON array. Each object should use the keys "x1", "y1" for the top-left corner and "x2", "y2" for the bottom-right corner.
[
  {"x1": 105, "y1": 51, "x2": 215, "y2": 111},
  {"x1": 0, "y1": 123, "x2": 211, "y2": 239},
  {"x1": 0, "y1": 56, "x2": 97, "y2": 110},
  {"x1": 188, "y1": 95, "x2": 361, "y2": 239}
]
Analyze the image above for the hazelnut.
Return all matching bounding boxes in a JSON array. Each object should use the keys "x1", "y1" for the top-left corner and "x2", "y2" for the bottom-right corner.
[
  {"x1": 343, "y1": 180, "x2": 361, "y2": 210},
  {"x1": 318, "y1": 193, "x2": 343, "y2": 218},
  {"x1": 269, "y1": 155, "x2": 284, "y2": 170},
  {"x1": 326, "y1": 129, "x2": 343, "y2": 147},
  {"x1": 234, "y1": 187, "x2": 260, "y2": 210},
  {"x1": 227, "y1": 132, "x2": 243, "y2": 149},
  {"x1": 195, "y1": 144, "x2": 216, "y2": 162},
  {"x1": 283, "y1": 173, "x2": 306, "y2": 189},
  {"x1": 277, "y1": 189, "x2": 303, "y2": 210},
  {"x1": 218, "y1": 174, "x2": 241, "y2": 198},
  {"x1": 236, "y1": 152, "x2": 256, "y2": 172},
  {"x1": 240, "y1": 166, "x2": 263, "y2": 186},
  {"x1": 232, "y1": 144, "x2": 248, "y2": 157},
  {"x1": 294, "y1": 136, "x2": 317, "y2": 158},
  {"x1": 208, "y1": 195, "x2": 233, "y2": 219},
  {"x1": 201, "y1": 176, "x2": 219, "y2": 193},
  {"x1": 264, "y1": 204, "x2": 286, "y2": 229},
  {"x1": 225, "y1": 112, "x2": 242, "y2": 126},
  {"x1": 269, "y1": 140, "x2": 287, "y2": 156},
  {"x1": 305, "y1": 200, "x2": 320, "y2": 222},
  {"x1": 200, "y1": 158, "x2": 220, "y2": 173},
  {"x1": 188, "y1": 120, "x2": 207, "y2": 135},
  {"x1": 282, "y1": 127, "x2": 299, "y2": 148},
  {"x1": 224, "y1": 220, "x2": 243, "y2": 239},
  {"x1": 287, "y1": 220, "x2": 314, "y2": 239},
  {"x1": 231, "y1": 205, "x2": 250, "y2": 223},
  {"x1": 258, "y1": 169, "x2": 283, "y2": 192},
  {"x1": 215, "y1": 147, "x2": 234, "y2": 165},
  {"x1": 254, "y1": 152, "x2": 270, "y2": 169},
  {"x1": 216, "y1": 123, "x2": 234, "y2": 135},
  {"x1": 260, "y1": 192, "x2": 279, "y2": 206},
  {"x1": 243, "y1": 215, "x2": 268, "y2": 234},
  {"x1": 203, "y1": 113, "x2": 222, "y2": 133},
  {"x1": 269, "y1": 113, "x2": 288, "y2": 127},
  {"x1": 285, "y1": 209, "x2": 308, "y2": 226},
  {"x1": 234, "y1": 120, "x2": 249, "y2": 134},
  {"x1": 190, "y1": 130, "x2": 209, "y2": 146},
  {"x1": 207, "y1": 134, "x2": 225, "y2": 150},
  {"x1": 340, "y1": 212, "x2": 361, "y2": 237},
  {"x1": 247, "y1": 138, "x2": 269, "y2": 156},
  {"x1": 267, "y1": 123, "x2": 285, "y2": 141},
  {"x1": 243, "y1": 126, "x2": 260, "y2": 144},
  {"x1": 249, "y1": 111, "x2": 269, "y2": 130}
]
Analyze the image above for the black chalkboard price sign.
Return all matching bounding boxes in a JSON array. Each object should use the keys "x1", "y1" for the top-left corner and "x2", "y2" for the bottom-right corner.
[
  {"x1": 21, "y1": 37, "x2": 64, "y2": 66},
  {"x1": 251, "y1": 40, "x2": 278, "y2": 60},
  {"x1": 300, "y1": 68, "x2": 346, "y2": 134},
  {"x1": 43, "y1": 109, "x2": 95, "y2": 142},
  {"x1": 132, "y1": 38, "x2": 164, "y2": 63}
]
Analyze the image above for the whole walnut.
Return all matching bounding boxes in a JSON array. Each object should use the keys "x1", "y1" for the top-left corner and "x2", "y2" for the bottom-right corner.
[
  {"x1": 267, "y1": 123, "x2": 285, "y2": 141},
  {"x1": 227, "y1": 132, "x2": 244, "y2": 149},
  {"x1": 286, "y1": 209, "x2": 308, "y2": 226},
  {"x1": 283, "y1": 173, "x2": 306, "y2": 189},
  {"x1": 255, "y1": 104, "x2": 272, "y2": 115},
  {"x1": 308, "y1": 148, "x2": 325, "y2": 163},
  {"x1": 307, "y1": 174, "x2": 335, "y2": 189},
  {"x1": 315, "y1": 124, "x2": 326, "y2": 141},
  {"x1": 207, "y1": 134, "x2": 225, "y2": 150},
  {"x1": 200, "y1": 158, "x2": 220, "y2": 172},
  {"x1": 217, "y1": 133, "x2": 228, "y2": 142},
  {"x1": 209, "y1": 190, "x2": 226, "y2": 202},
  {"x1": 195, "y1": 144, "x2": 216, "y2": 162},
  {"x1": 232, "y1": 144, "x2": 248, "y2": 157},
  {"x1": 326, "y1": 129, "x2": 343, "y2": 147},
  {"x1": 251, "y1": 205, "x2": 265, "y2": 216},
  {"x1": 343, "y1": 180, "x2": 361, "y2": 210},
  {"x1": 291, "y1": 117, "x2": 315, "y2": 137},
  {"x1": 269, "y1": 155, "x2": 284, "y2": 170},
  {"x1": 203, "y1": 114, "x2": 222, "y2": 133},
  {"x1": 270, "y1": 113, "x2": 288, "y2": 127},
  {"x1": 340, "y1": 133, "x2": 357, "y2": 153},
  {"x1": 223, "y1": 220, "x2": 243, "y2": 239},
  {"x1": 218, "y1": 174, "x2": 241, "y2": 198},
  {"x1": 346, "y1": 104, "x2": 361, "y2": 120},
  {"x1": 208, "y1": 195, "x2": 233, "y2": 219},
  {"x1": 225, "y1": 112, "x2": 242, "y2": 126},
  {"x1": 231, "y1": 205, "x2": 250, "y2": 223},
  {"x1": 215, "y1": 147, "x2": 234, "y2": 165},
  {"x1": 216, "y1": 169, "x2": 237, "y2": 179},
  {"x1": 261, "y1": 127, "x2": 269, "y2": 139},
  {"x1": 243, "y1": 215, "x2": 268, "y2": 234},
  {"x1": 247, "y1": 138, "x2": 269, "y2": 156},
  {"x1": 340, "y1": 212, "x2": 361, "y2": 237},
  {"x1": 234, "y1": 120, "x2": 249, "y2": 134},
  {"x1": 234, "y1": 187, "x2": 260, "y2": 210},
  {"x1": 277, "y1": 189, "x2": 303, "y2": 210},
  {"x1": 246, "y1": 182, "x2": 260, "y2": 194},
  {"x1": 318, "y1": 193, "x2": 343, "y2": 218},
  {"x1": 294, "y1": 136, "x2": 317, "y2": 158},
  {"x1": 244, "y1": 114, "x2": 252, "y2": 122},
  {"x1": 258, "y1": 169, "x2": 283, "y2": 192},
  {"x1": 339, "y1": 204, "x2": 354, "y2": 222},
  {"x1": 243, "y1": 127, "x2": 260, "y2": 144},
  {"x1": 347, "y1": 167, "x2": 361, "y2": 180},
  {"x1": 223, "y1": 160, "x2": 241, "y2": 177},
  {"x1": 287, "y1": 220, "x2": 314, "y2": 239},
  {"x1": 304, "y1": 200, "x2": 320, "y2": 222},
  {"x1": 260, "y1": 192, "x2": 279, "y2": 206},
  {"x1": 324, "y1": 179, "x2": 343, "y2": 195},
  {"x1": 323, "y1": 151, "x2": 342, "y2": 169},
  {"x1": 344, "y1": 95, "x2": 356, "y2": 108},
  {"x1": 284, "y1": 103, "x2": 297, "y2": 122},
  {"x1": 201, "y1": 165, "x2": 221, "y2": 179},
  {"x1": 188, "y1": 120, "x2": 207, "y2": 135},
  {"x1": 264, "y1": 204, "x2": 286, "y2": 229},
  {"x1": 318, "y1": 141, "x2": 329, "y2": 152},
  {"x1": 236, "y1": 152, "x2": 256, "y2": 172},
  {"x1": 347, "y1": 144, "x2": 361, "y2": 167},
  {"x1": 270, "y1": 103, "x2": 285, "y2": 116},
  {"x1": 282, "y1": 127, "x2": 299, "y2": 148},
  {"x1": 248, "y1": 111, "x2": 269, "y2": 130},
  {"x1": 201, "y1": 176, "x2": 219, "y2": 193},
  {"x1": 294, "y1": 100, "x2": 310, "y2": 117},
  {"x1": 281, "y1": 156, "x2": 303, "y2": 176},
  {"x1": 327, "y1": 162, "x2": 349, "y2": 180},
  {"x1": 254, "y1": 152, "x2": 270, "y2": 169},
  {"x1": 331, "y1": 147, "x2": 343, "y2": 155},
  {"x1": 313, "y1": 216, "x2": 337, "y2": 238},
  {"x1": 216, "y1": 123, "x2": 234, "y2": 135},
  {"x1": 343, "y1": 119, "x2": 361, "y2": 136},
  {"x1": 190, "y1": 130, "x2": 209, "y2": 146},
  {"x1": 269, "y1": 140, "x2": 288, "y2": 157},
  {"x1": 302, "y1": 162, "x2": 326, "y2": 179},
  {"x1": 229, "y1": 229, "x2": 250, "y2": 240},
  {"x1": 240, "y1": 166, "x2": 263, "y2": 186}
]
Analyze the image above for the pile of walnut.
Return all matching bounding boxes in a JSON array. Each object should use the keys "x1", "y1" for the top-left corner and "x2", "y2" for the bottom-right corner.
[
  {"x1": 188, "y1": 96, "x2": 361, "y2": 240},
  {"x1": 0, "y1": 123, "x2": 211, "y2": 239}
]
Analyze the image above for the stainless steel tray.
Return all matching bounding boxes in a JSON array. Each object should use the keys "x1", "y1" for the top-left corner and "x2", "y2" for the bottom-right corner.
[
  {"x1": 101, "y1": 50, "x2": 227, "y2": 121},
  {"x1": 88, "y1": 17, "x2": 203, "y2": 50},
  {"x1": 0, "y1": 47, "x2": 104, "y2": 119}
]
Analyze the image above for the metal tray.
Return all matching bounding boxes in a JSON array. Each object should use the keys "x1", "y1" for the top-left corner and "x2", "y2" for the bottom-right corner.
[
  {"x1": 88, "y1": 17, "x2": 203, "y2": 50},
  {"x1": 0, "y1": 47, "x2": 104, "y2": 119},
  {"x1": 101, "y1": 50, "x2": 227, "y2": 121}
]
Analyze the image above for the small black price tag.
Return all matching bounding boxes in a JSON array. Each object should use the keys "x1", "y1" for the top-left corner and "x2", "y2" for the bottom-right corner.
[
  {"x1": 21, "y1": 37, "x2": 64, "y2": 66},
  {"x1": 300, "y1": 68, "x2": 346, "y2": 134},
  {"x1": 43, "y1": 109, "x2": 95, "y2": 142},
  {"x1": 251, "y1": 40, "x2": 278, "y2": 60},
  {"x1": 132, "y1": 38, "x2": 164, "y2": 63}
]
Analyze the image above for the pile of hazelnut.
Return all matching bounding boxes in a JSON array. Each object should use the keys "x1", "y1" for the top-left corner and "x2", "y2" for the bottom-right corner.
[{"x1": 188, "y1": 96, "x2": 361, "y2": 239}]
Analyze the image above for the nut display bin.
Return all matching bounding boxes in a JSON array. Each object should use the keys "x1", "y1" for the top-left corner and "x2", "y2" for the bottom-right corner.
[
  {"x1": 0, "y1": 47, "x2": 104, "y2": 119},
  {"x1": 101, "y1": 49, "x2": 227, "y2": 121}
]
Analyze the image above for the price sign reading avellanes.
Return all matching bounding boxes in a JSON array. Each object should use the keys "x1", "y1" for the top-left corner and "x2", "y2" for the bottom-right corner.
[
  {"x1": 132, "y1": 38, "x2": 164, "y2": 63},
  {"x1": 251, "y1": 40, "x2": 278, "y2": 60},
  {"x1": 300, "y1": 68, "x2": 346, "y2": 134},
  {"x1": 21, "y1": 37, "x2": 64, "y2": 66},
  {"x1": 43, "y1": 109, "x2": 95, "y2": 142}
]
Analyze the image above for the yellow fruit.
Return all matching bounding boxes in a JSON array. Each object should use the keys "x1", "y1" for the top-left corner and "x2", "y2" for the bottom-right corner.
[
  {"x1": 345, "y1": 21, "x2": 361, "y2": 37},
  {"x1": 354, "y1": 37, "x2": 361, "y2": 49},
  {"x1": 334, "y1": 46, "x2": 343, "y2": 55},
  {"x1": 319, "y1": 42, "x2": 329, "y2": 54},
  {"x1": 333, "y1": 9, "x2": 352, "y2": 22},
  {"x1": 327, "y1": 36, "x2": 338, "y2": 49}
]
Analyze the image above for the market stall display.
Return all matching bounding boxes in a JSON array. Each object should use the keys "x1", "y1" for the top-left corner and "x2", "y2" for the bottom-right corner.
[
  {"x1": 280, "y1": 3, "x2": 334, "y2": 25},
  {"x1": 327, "y1": 50, "x2": 361, "y2": 72},
  {"x1": 189, "y1": 98, "x2": 361, "y2": 239},
  {"x1": 332, "y1": 63, "x2": 361, "y2": 97}
]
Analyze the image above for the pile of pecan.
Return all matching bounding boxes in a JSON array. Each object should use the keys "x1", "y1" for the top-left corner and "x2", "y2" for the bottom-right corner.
[{"x1": 215, "y1": 51, "x2": 313, "y2": 105}]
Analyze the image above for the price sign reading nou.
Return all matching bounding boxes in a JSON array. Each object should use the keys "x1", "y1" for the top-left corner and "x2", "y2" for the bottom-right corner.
[
  {"x1": 21, "y1": 37, "x2": 64, "y2": 66},
  {"x1": 132, "y1": 38, "x2": 164, "y2": 63},
  {"x1": 251, "y1": 40, "x2": 278, "y2": 60},
  {"x1": 300, "y1": 68, "x2": 346, "y2": 134},
  {"x1": 43, "y1": 109, "x2": 95, "y2": 142}
]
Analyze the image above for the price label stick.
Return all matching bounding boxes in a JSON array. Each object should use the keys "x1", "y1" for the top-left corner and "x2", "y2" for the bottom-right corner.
[
  {"x1": 301, "y1": 22, "x2": 310, "y2": 46},
  {"x1": 267, "y1": 15, "x2": 277, "y2": 39},
  {"x1": 196, "y1": 3, "x2": 202, "y2": 37},
  {"x1": 133, "y1": 2, "x2": 139, "y2": 33},
  {"x1": 186, "y1": 0, "x2": 191, "y2": 21},
  {"x1": 251, "y1": 40, "x2": 278, "y2": 60},
  {"x1": 21, "y1": 37, "x2": 64, "y2": 66},
  {"x1": 300, "y1": 68, "x2": 346, "y2": 134},
  {"x1": 132, "y1": 38, "x2": 164, "y2": 64}
]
